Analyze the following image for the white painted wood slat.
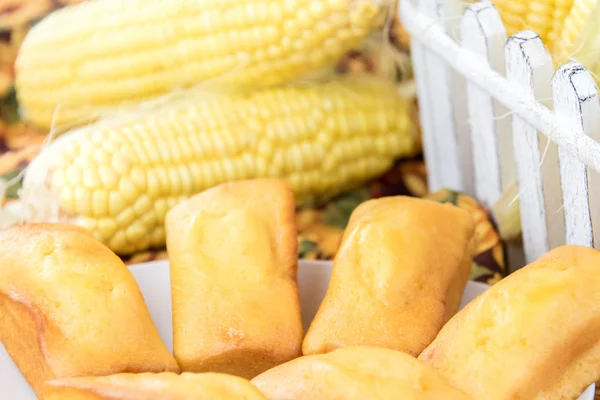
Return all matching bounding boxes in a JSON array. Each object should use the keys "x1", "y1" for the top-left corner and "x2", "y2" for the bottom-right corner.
[
  {"x1": 399, "y1": 0, "x2": 600, "y2": 175},
  {"x1": 460, "y1": 1, "x2": 507, "y2": 208},
  {"x1": 410, "y1": 0, "x2": 463, "y2": 192},
  {"x1": 505, "y1": 31, "x2": 553, "y2": 263},
  {"x1": 554, "y1": 63, "x2": 600, "y2": 247}
]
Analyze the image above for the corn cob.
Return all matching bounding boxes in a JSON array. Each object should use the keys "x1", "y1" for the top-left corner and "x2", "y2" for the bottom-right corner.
[
  {"x1": 15, "y1": 0, "x2": 389, "y2": 129},
  {"x1": 491, "y1": 0, "x2": 530, "y2": 38},
  {"x1": 21, "y1": 78, "x2": 419, "y2": 255},
  {"x1": 492, "y1": 181, "x2": 522, "y2": 242},
  {"x1": 491, "y1": 0, "x2": 598, "y2": 244},
  {"x1": 490, "y1": 0, "x2": 575, "y2": 53},
  {"x1": 553, "y1": 0, "x2": 599, "y2": 77},
  {"x1": 547, "y1": 0, "x2": 575, "y2": 48}
]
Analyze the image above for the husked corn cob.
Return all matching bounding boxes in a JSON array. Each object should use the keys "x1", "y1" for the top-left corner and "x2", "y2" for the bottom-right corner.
[
  {"x1": 548, "y1": 0, "x2": 575, "y2": 46},
  {"x1": 578, "y1": 7, "x2": 600, "y2": 83},
  {"x1": 525, "y1": 0, "x2": 563, "y2": 48},
  {"x1": 491, "y1": 0, "x2": 531, "y2": 37},
  {"x1": 16, "y1": 0, "x2": 388, "y2": 129},
  {"x1": 492, "y1": 181, "x2": 522, "y2": 241},
  {"x1": 491, "y1": 0, "x2": 600, "y2": 57},
  {"x1": 553, "y1": 0, "x2": 599, "y2": 72},
  {"x1": 22, "y1": 78, "x2": 419, "y2": 254},
  {"x1": 491, "y1": 0, "x2": 575, "y2": 53},
  {"x1": 489, "y1": 0, "x2": 599, "y2": 82}
]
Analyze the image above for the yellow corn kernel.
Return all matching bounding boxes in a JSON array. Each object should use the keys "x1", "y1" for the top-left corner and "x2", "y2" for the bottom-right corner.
[
  {"x1": 491, "y1": 0, "x2": 577, "y2": 53},
  {"x1": 554, "y1": 0, "x2": 599, "y2": 86},
  {"x1": 16, "y1": 0, "x2": 388, "y2": 129},
  {"x1": 22, "y1": 78, "x2": 419, "y2": 254},
  {"x1": 491, "y1": 0, "x2": 530, "y2": 37},
  {"x1": 553, "y1": 0, "x2": 596, "y2": 61},
  {"x1": 492, "y1": 182, "x2": 522, "y2": 241},
  {"x1": 525, "y1": 0, "x2": 556, "y2": 44},
  {"x1": 548, "y1": 0, "x2": 575, "y2": 48}
]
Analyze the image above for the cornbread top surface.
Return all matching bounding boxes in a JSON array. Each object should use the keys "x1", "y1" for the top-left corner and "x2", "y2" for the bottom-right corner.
[
  {"x1": 420, "y1": 245, "x2": 600, "y2": 400},
  {"x1": 0, "y1": 223, "x2": 178, "y2": 378},
  {"x1": 252, "y1": 346, "x2": 474, "y2": 399}
]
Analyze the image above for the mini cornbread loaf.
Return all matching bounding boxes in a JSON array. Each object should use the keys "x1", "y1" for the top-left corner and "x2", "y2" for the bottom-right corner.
[
  {"x1": 16, "y1": 0, "x2": 388, "y2": 128},
  {"x1": 166, "y1": 179, "x2": 303, "y2": 379},
  {"x1": 44, "y1": 372, "x2": 267, "y2": 400},
  {"x1": 21, "y1": 77, "x2": 419, "y2": 255},
  {"x1": 0, "y1": 223, "x2": 179, "y2": 399},
  {"x1": 251, "y1": 346, "x2": 474, "y2": 400},
  {"x1": 419, "y1": 245, "x2": 600, "y2": 400},
  {"x1": 303, "y1": 196, "x2": 476, "y2": 356}
]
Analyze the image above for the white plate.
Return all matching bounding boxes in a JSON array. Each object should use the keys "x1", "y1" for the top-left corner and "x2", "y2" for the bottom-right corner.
[{"x1": 0, "y1": 260, "x2": 594, "y2": 399}]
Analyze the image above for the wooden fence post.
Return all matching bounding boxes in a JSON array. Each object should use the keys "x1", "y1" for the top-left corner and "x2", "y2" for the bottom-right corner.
[
  {"x1": 407, "y1": 0, "x2": 464, "y2": 192},
  {"x1": 399, "y1": 0, "x2": 600, "y2": 274},
  {"x1": 554, "y1": 63, "x2": 600, "y2": 246},
  {"x1": 506, "y1": 31, "x2": 565, "y2": 263},
  {"x1": 461, "y1": 1, "x2": 510, "y2": 208}
]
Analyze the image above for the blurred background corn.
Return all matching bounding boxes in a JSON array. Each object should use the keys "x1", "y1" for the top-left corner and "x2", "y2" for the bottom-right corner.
[
  {"x1": 553, "y1": 0, "x2": 597, "y2": 61},
  {"x1": 547, "y1": 0, "x2": 575, "y2": 47},
  {"x1": 15, "y1": 0, "x2": 389, "y2": 129},
  {"x1": 489, "y1": 0, "x2": 587, "y2": 55},
  {"x1": 21, "y1": 78, "x2": 419, "y2": 254},
  {"x1": 489, "y1": 0, "x2": 567, "y2": 47},
  {"x1": 489, "y1": 0, "x2": 598, "y2": 69},
  {"x1": 555, "y1": 0, "x2": 599, "y2": 82}
]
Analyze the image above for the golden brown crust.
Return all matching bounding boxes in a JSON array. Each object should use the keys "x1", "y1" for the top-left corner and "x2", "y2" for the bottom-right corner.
[
  {"x1": 0, "y1": 223, "x2": 179, "y2": 398},
  {"x1": 251, "y1": 346, "x2": 474, "y2": 400},
  {"x1": 43, "y1": 372, "x2": 267, "y2": 400},
  {"x1": 0, "y1": 290, "x2": 53, "y2": 396},
  {"x1": 419, "y1": 245, "x2": 600, "y2": 400},
  {"x1": 166, "y1": 179, "x2": 303, "y2": 379},
  {"x1": 302, "y1": 196, "x2": 476, "y2": 356}
]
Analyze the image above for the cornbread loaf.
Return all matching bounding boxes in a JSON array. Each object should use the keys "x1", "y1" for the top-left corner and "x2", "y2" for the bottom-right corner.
[
  {"x1": 0, "y1": 223, "x2": 179, "y2": 399},
  {"x1": 44, "y1": 372, "x2": 267, "y2": 400},
  {"x1": 166, "y1": 179, "x2": 303, "y2": 379},
  {"x1": 251, "y1": 346, "x2": 474, "y2": 400},
  {"x1": 419, "y1": 245, "x2": 600, "y2": 400},
  {"x1": 302, "y1": 196, "x2": 476, "y2": 356}
]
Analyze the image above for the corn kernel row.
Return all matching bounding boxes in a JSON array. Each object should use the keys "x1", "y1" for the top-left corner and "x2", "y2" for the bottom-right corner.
[{"x1": 23, "y1": 79, "x2": 419, "y2": 254}]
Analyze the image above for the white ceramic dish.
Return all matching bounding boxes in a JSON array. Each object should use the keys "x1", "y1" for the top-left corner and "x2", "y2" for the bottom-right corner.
[{"x1": 0, "y1": 260, "x2": 595, "y2": 399}]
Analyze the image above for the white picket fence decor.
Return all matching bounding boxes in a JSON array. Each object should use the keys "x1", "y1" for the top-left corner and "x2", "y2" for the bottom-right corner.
[{"x1": 399, "y1": 0, "x2": 600, "y2": 265}]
